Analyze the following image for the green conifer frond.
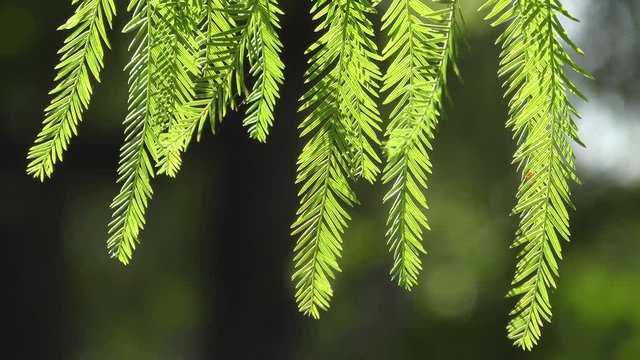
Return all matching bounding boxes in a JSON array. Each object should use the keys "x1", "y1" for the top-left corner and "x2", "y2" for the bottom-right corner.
[
  {"x1": 242, "y1": 0, "x2": 285, "y2": 142},
  {"x1": 155, "y1": 101, "x2": 201, "y2": 177},
  {"x1": 381, "y1": 0, "x2": 458, "y2": 290},
  {"x1": 192, "y1": 0, "x2": 250, "y2": 138},
  {"x1": 291, "y1": 0, "x2": 381, "y2": 319},
  {"x1": 154, "y1": 2, "x2": 202, "y2": 177},
  {"x1": 145, "y1": 0, "x2": 238, "y2": 178},
  {"x1": 108, "y1": 0, "x2": 200, "y2": 264},
  {"x1": 107, "y1": 0, "x2": 157, "y2": 264},
  {"x1": 26, "y1": 0, "x2": 596, "y2": 346},
  {"x1": 188, "y1": 0, "x2": 284, "y2": 140},
  {"x1": 481, "y1": 0, "x2": 588, "y2": 350},
  {"x1": 27, "y1": 0, "x2": 116, "y2": 180}
]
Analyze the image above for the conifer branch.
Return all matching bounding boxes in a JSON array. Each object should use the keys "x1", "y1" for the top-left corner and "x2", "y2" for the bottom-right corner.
[
  {"x1": 27, "y1": 0, "x2": 116, "y2": 180},
  {"x1": 155, "y1": 3, "x2": 202, "y2": 177},
  {"x1": 481, "y1": 0, "x2": 589, "y2": 349},
  {"x1": 107, "y1": 0, "x2": 157, "y2": 264},
  {"x1": 26, "y1": 1, "x2": 595, "y2": 344},
  {"x1": 155, "y1": 0, "x2": 285, "y2": 174},
  {"x1": 141, "y1": 0, "x2": 238, "y2": 177},
  {"x1": 291, "y1": 0, "x2": 381, "y2": 319},
  {"x1": 381, "y1": 0, "x2": 459, "y2": 290},
  {"x1": 189, "y1": 0, "x2": 252, "y2": 139},
  {"x1": 242, "y1": 0, "x2": 285, "y2": 142},
  {"x1": 108, "y1": 0, "x2": 200, "y2": 263}
]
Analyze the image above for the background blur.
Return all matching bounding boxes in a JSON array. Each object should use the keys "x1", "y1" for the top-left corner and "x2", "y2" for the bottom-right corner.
[{"x1": 1, "y1": 0, "x2": 639, "y2": 359}]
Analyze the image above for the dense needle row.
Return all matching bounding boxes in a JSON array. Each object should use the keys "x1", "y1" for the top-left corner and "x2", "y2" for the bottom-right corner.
[
  {"x1": 28, "y1": 0, "x2": 586, "y2": 350},
  {"x1": 482, "y1": 0, "x2": 589, "y2": 349}
]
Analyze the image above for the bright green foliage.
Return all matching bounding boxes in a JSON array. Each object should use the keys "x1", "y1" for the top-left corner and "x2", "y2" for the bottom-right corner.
[
  {"x1": 481, "y1": 0, "x2": 588, "y2": 350},
  {"x1": 190, "y1": 0, "x2": 245, "y2": 138},
  {"x1": 158, "y1": 0, "x2": 284, "y2": 175},
  {"x1": 27, "y1": 0, "x2": 116, "y2": 181},
  {"x1": 187, "y1": 0, "x2": 284, "y2": 141},
  {"x1": 154, "y1": 2, "x2": 201, "y2": 177},
  {"x1": 243, "y1": 0, "x2": 285, "y2": 142},
  {"x1": 291, "y1": 0, "x2": 382, "y2": 318},
  {"x1": 108, "y1": 0, "x2": 201, "y2": 264},
  {"x1": 381, "y1": 0, "x2": 458, "y2": 290},
  {"x1": 29, "y1": 0, "x2": 284, "y2": 264},
  {"x1": 108, "y1": 0, "x2": 157, "y2": 264},
  {"x1": 28, "y1": 0, "x2": 591, "y2": 349}
]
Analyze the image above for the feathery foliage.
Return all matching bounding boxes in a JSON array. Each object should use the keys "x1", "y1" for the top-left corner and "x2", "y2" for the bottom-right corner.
[
  {"x1": 108, "y1": 0, "x2": 201, "y2": 263},
  {"x1": 109, "y1": 0, "x2": 284, "y2": 262},
  {"x1": 157, "y1": 0, "x2": 284, "y2": 176},
  {"x1": 27, "y1": 0, "x2": 116, "y2": 180},
  {"x1": 291, "y1": 0, "x2": 382, "y2": 318},
  {"x1": 380, "y1": 0, "x2": 459, "y2": 290},
  {"x1": 242, "y1": 0, "x2": 285, "y2": 142},
  {"x1": 191, "y1": 0, "x2": 242, "y2": 137},
  {"x1": 154, "y1": 2, "x2": 202, "y2": 178},
  {"x1": 29, "y1": 0, "x2": 592, "y2": 348},
  {"x1": 30, "y1": 0, "x2": 284, "y2": 264},
  {"x1": 186, "y1": 0, "x2": 284, "y2": 141},
  {"x1": 481, "y1": 0, "x2": 588, "y2": 350}
]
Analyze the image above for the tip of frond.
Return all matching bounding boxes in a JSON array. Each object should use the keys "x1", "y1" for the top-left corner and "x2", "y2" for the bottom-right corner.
[
  {"x1": 400, "y1": 282, "x2": 415, "y2": 292},
  {"x1": 27, "y1": 169, "x2": 48, "y2": 183},
  {"x1": 108, "y1": 242, "x2": 134, "y2": 266},
  {"x1": 302, "y1": 308, "x2": 321, "y2": 320},
  {"x1": 391, "y1": 271, "x2": 419, "y2": 292},
  {"x1": 248, "y1": 133, "x2": 268, "y2": 143},
  {"x1": 513, "y1": 339, "x2": 535, "y2": 351},
  {"x1": 114, "y1": 252, "x2": 131, "y2": 266},
  {"x1": 26, "y1": 156, "x2": 54, "y2": 182},
  {"x1": 157, "y1": 168, "x2": 178, "y2": 178}
]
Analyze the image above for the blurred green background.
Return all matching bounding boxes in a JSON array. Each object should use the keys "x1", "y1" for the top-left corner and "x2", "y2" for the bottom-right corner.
[{"x1": 1, "y1": 0, "x2": 639, "y2": 359}]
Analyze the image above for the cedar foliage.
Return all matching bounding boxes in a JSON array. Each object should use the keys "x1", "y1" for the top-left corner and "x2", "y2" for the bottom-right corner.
[
  {"x1": 481, "y1": 0, "x2": 589, "y2": 349},
  {"x1": 28, "y1": 0, "x2": 587, "y2": 349}
]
